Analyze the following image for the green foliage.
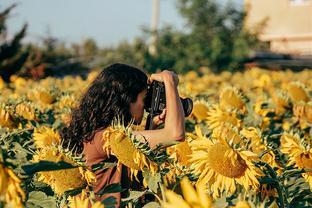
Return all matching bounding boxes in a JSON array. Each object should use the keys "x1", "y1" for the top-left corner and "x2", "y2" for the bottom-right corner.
[
  {"x1": 96, "y1": 38, "x2": 148, "y2": 70},
  {"x1": 0, "y1": 4, "x2": 29, "y2": 82},
  {"x1": 97, "y1": 183, "x2": 125, "y2": 196},
  {"x1": 22, "y1": 36, "x2": 89, "y2": 79},
  {"x1": 26, "y1": 191, "x2": 56, "y2": 208},
  {"x1": 147, "y1": 0, "x2": 267, "y2": 73},
  {"x1": 22, "y1": 160, "x2": 78, "y2": 175},
  {"x1": 0, "y1": 0, "x2": 267, "y2": 80},
  {"x1": 96, "y1": 0, "x2": 267, "y2": 73}
]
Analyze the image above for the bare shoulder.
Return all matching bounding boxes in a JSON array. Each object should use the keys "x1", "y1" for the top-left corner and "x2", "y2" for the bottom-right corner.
[{"x1": 83, "y1": 128, "x2": 109, "y2": 157}]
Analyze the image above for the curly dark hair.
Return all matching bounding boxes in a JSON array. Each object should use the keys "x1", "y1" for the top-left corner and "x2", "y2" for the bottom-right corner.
[{"x1": 60, "y1": 63, "x2": 148, "y2": 153}]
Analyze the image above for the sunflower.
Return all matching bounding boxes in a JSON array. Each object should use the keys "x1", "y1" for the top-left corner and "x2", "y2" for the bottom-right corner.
[
  {"x1": 253, "y1": 98, "x2": 275, "y2": 129},
  {"x1": 68, "y1": 190, "x2": 104, "y2": 208},
  {"x1": 253, "y1": 73, "x2": 272, "y2": 89},
  {"x1": 188, "y1": 82, "x2": 211, "y2": 96},
  {"x1": 211, "y1": 123, "x2": 241, "y2": 145},
  {"x1": 15, "y1": 103, "x2": 36, "y2": 120},
  {"x1": 286, "y1": 81, "x2": 310, "y2": 103},
  {"x1": 0, "y1": 107, "x2": 14, "y2": 128},
  {"x1": 0, "y1": 77, "x2": 5, "y2": 90},
  {"x1": 219, "y1": 86, "x2": 247, "y2": 113},
  {"x1": 162, "y1": 176, "x2": 212, "y2": 208},
  {"x1": 32, "y1": 145, "x2": 87, "y2": 195},
  {"x1": 33, "y1": 126, "x2": 61, "y2": 148},
  {"x1": 57, "y1": 94, "x2": 77, "y2": 109},
  {"x1": 240, "y1": 127, "x2": 264, "y2": 153},
  {"x1": 166, "y1": 140, "x2": 192, "y2": 166},
  {"x1": 254, "y1": 98, "x2": 274, "y2": 118},
  {"x1": 293, "y1": 101, "x2": 312, "y2": 127},
  {"x1": 86, "y1": 71, "x2": 100, "y2": 83},
  {"x1": 0, "y1": 164, "x2": 25, "y2": 208},
  {"x1": 163, "y1": 139, "x2": 194, "y2": 186},
  {"x1": 11, "y1": 76, "x2": 28, "y2": 90},
  {"x1": 61, "y1": 111, "x2": 72, "y2": 126},
  {"x1": 189, "y1": 137, "x2": 262, "y2": 198},
  {"x1": 240, "y1": 127, "x2": 283, "y2": 174},
  {"x1": 305, "y1": 102, "x2": 312, "y2": 123},
  {"x1": 271, "y1": 91, "x2": 290, "y2": 115},
  {"x1": 186, "y1": 125, "x2": 207, "y2": 141},
  {"x1": 206, "y1": 104, "x2": 241, "y2": 130},
  {"x1": 190, "y1": 100, "x2": 210, "y2": 122},
  {"x1": 159, "y1": 162, "x2": 185, "y2": 187},
  {"x1": 280, "y1": 132, "x2": 312, "y2": 190},
  {"x1": 34, "y1": 89, "x2": 56, "y2": 105},
  {"x1": 102, "y1": 118, "x2": 158, "y2": 181}
]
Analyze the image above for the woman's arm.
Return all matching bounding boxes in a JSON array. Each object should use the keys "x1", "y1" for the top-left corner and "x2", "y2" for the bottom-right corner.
[{"x1": 132, "y1": 70, "x2": 185, "y2": 149}]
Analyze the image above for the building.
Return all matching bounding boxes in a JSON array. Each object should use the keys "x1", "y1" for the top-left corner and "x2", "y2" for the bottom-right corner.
[{"x1": 244, "y1": 0, "x2": 312, "y2": 55}]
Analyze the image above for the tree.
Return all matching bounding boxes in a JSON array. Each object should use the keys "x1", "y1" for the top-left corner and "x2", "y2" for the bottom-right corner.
[
  {"x1": 0, "y1": 4, "x2": 29, "y2": 82},
  {"x1": 176, "y1": 0, "x2": 264, "y2": 71},
  {"x1": 82, "y1": 38, "x2": 98, "y2": 57},
  {"x1": 141, "y1": 0, "x2": 266, "y2": 73}
]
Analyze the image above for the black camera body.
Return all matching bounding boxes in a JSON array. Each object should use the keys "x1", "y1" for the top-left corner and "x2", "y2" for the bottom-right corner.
[{"x1": 144, "y1": 81, "x2": 193, "y2": 130}]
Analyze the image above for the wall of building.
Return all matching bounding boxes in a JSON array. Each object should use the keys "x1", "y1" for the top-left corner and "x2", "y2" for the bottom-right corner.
[{"x1": 244, "y1": 0, "x2": 312, "y2": 55}]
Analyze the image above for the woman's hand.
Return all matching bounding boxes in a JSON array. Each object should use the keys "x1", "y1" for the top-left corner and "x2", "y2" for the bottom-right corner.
[
  {"x1": 132, "y1": 70, "x2": 185, "y2": 149},
  {"x1": 148, "y1": 70, "x2": 179, "y2": 86},
  {"x1": 152, "y1": 108, "x2": 166, "y2": 129}
]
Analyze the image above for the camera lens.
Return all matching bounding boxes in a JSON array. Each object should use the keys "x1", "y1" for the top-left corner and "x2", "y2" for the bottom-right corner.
[{"x1": 181, "y1": 98, "x2": 193, "y2": 117}]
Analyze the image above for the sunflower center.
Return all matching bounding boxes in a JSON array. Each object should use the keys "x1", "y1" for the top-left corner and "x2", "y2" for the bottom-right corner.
[{"x1": 207, "y1": 143, "x2": 247, "y2": 178}]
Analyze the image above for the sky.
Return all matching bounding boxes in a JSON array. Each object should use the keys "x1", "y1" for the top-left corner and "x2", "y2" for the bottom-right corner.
[{"x1": 2, "y1": 0, "x2": 242, "y2": 47}]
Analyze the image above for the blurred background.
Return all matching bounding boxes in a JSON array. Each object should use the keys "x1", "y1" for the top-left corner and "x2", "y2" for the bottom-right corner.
[{"x1": 1, "y1": 0, "x2": 312, "y2": 81}]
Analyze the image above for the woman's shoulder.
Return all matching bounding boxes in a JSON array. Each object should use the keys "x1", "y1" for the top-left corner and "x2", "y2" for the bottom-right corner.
[{"x1": 83, "y1": 128, "x2": 109, "y2": 160}]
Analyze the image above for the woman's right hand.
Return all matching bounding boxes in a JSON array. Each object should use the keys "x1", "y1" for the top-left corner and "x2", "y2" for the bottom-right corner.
[{"x1": 148, "y1": 70, "x2": 179, "y2": 87}]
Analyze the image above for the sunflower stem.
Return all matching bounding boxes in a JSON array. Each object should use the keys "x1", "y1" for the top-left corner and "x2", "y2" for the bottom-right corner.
[
  {"x1": 89, "y1": 190, "x2": 96, "y2": 206},
  {"x1": 159, "y1": 182, "x2": 166, "y2": 202},
  {"x1": 152, "y1": 190, "x2": 162, "y2": 203},
  {"x1": 258, "y1": 161, "x2": 289, "y2": 208}
]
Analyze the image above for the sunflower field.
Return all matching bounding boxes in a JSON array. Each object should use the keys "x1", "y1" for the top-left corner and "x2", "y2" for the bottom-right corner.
[{"x1": 0, "y1": 67, "x2": 312, "y2": 208}]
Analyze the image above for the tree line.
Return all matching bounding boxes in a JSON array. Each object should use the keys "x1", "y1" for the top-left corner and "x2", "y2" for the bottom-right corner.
[{"x1": 0, "y1": 0, "x2": 267, "y2": 82}]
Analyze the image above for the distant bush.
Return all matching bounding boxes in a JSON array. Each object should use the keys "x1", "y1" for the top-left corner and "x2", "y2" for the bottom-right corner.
[
  {"x1": 0, "y1": 4, "x2": 29, "y2": 82},
  {"x1": 97, "y1": 0, "x2": 267, "y2": 73}
]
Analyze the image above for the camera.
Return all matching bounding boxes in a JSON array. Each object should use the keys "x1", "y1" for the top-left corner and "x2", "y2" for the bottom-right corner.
[{"x1": 144, "y1": 81, "x2": 193, "y2": 129}]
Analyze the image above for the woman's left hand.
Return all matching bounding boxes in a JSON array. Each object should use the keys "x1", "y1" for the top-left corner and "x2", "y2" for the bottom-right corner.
[{"x1": 152, "y1": 108, "x2": 166, "y2": 129}]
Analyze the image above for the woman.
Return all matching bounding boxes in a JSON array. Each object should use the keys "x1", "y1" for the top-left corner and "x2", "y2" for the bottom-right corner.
[{"x1": 60, "y1": 63, "x2": 185, "y2": 207}]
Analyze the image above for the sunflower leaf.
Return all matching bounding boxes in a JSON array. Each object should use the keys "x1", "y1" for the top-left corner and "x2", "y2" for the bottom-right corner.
[
  {"x1": 142, "y1": 171, "x2": 161, "y2": 193},
  {"x1": 121, "y1": 190, "x2": 146, "y2": 202},
  {"x1": 22, "y1": 160, "x2": 77, "y2": 175},
  {"x1": 63, "y1": 186, "x2": 85, "y2": 197},
  {"x1": 97, "y1": 183, "x2": 124, "y2": 196},
  {"x1": 102, "y1": 196, "x2": 117, "y2": 208},
  {"x1": 283, "y1": 168, "x2": 305, "y2": 178},
  {"x1": 142, "y1": 201, "x2": 161, "y2": 208},
  {"x1": 26, "y1": 191, "x2": 56, "y2": 208},
  {"x1": 259, "y1": 177, "x2": 276, "y2": 184},
  {"x1": 91, "y1": 161, "x2": 116, "y2": 172}
]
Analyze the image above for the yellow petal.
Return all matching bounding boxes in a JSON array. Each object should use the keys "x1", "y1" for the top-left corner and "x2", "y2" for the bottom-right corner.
[
  {"x1": 165, "y1": 190, "x2": 191, "y2": 208},
  {"x1": 180, "y1": 177, "x2": 198, "y2": 205}
]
